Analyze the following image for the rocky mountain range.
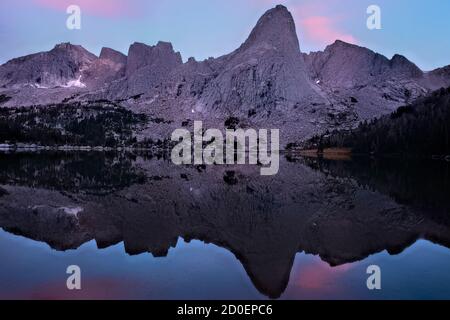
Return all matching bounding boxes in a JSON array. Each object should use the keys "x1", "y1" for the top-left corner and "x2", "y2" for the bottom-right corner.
[{"x1": 1, "y1": 4, "x2": 449, "y2": 146}]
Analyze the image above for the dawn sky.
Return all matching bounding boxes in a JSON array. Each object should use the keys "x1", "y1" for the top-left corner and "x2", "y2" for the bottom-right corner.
[{"x1": 0, "y1": 0, "x2": 449, "y2": 70}]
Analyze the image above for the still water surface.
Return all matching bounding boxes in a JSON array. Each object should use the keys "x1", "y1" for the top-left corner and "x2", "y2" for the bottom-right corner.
[{"x1": 0, "y1": 152, "x2": 449, "y2": 299}]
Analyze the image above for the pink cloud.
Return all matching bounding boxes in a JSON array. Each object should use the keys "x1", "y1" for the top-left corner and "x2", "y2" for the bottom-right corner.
[
  {"x1": 33, "y1": 0, "x2": 135, "y2": 18},
  {"x1": 287, "y1": 1, "x2": 357, "y2": 47},
  {"x1": 299, "y1": 15, "x2": 357, "y2": 45}
]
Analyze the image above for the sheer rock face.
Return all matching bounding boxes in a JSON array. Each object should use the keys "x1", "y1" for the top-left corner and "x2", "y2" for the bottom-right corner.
[
  {"x1": 99, "y1": 47, "x2": 127, "y2": 65},
  {"x1": 302, "y1": 40, "x2": 441, "y2": 121},
  {"x1": 116, "y1": 41, "x2": 183, "y2": 97},
  {"x1": 0, "y1": 43, "x2": 97, "y2": 88},
  {"x1": 244, "y1": 5, "x2": 300, "y2": 52},
  {"x1": 304, "y1": 41, "x2": 423, "y2": 88},
  {"x1": 130, "y1": 5, "x2": 328, "y2": 144},
  {"x1": 192, "y1": 5, "x2": 322, "y2": 115},
  {"x1": 82, "y1": 47, "x2": 127, "y2": 89}
]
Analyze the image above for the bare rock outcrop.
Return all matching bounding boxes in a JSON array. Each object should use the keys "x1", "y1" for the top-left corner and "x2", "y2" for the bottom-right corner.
[{"x1": 0, "y1": 43, "x2": 97, "y2": 89}]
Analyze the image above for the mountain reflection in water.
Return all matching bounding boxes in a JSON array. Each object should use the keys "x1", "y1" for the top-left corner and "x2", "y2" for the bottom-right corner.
[{"x1": 0, "y1": 151, "x2": 449, "y2": 299}]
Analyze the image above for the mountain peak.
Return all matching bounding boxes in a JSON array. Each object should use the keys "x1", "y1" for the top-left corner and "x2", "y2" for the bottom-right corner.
[
  {"x1": 390, "y1": 54, "x2": 423, "y2": 77},
  {"x1": 99, "y1": 47, "x2": 127, "y2": 65},
  {"x1": 53, "y1": 42, "x2": 75, "y2": 50},
  {"x1": 0, "y1": 42, "x2": 97, "y2": 88},
  {"x1": 126, "y1": 41, "x2": 182, "y2": 77},
  {"x1": 242, "y1": 5, "x2": 300, "y2": 52},
  {"x1": 52, "y1": 42, "x2": 87, "y2": 53},
  {"x1": 156, "y1": 41, "x2": 174, "y2": 51},
  {"x1": 326, "y1": 40, "x2": 363, "y2": 52},
  {"x1": 51, "y1": 42, "x2": 97, "y2": 62}
]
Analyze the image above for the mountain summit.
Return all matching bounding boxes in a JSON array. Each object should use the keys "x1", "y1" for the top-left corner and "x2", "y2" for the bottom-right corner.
[
  {"x1": 182, "y1": 4, "x2": 320, "y2": 122},
  {"x1": 0, "y1": 42, "x2": 96, "y2": 88},
  {"x1": 241, "y1": 5, "x2": 300, "y2": 53}
]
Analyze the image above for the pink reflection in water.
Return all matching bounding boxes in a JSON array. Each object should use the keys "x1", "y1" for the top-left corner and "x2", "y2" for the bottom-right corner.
[
  {"x1": 1, "y1": 278, "x2": 143, "y2": 300},
  {"x1": 282, "y1": 255, "x2": 356, "y2": 299}
]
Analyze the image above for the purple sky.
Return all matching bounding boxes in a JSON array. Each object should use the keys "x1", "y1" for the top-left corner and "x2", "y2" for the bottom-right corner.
[{"x1": 1, "y1": 0, "x2": 449, "y2": 70}]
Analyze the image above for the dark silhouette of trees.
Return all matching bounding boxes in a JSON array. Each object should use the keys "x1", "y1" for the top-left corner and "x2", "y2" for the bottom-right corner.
[
  {"x1": 305, "y1": 87, "x2": 450, "y2": 156},
  {"x1": 0, "y1": 102, "x2": 147, "y2": 146}
]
